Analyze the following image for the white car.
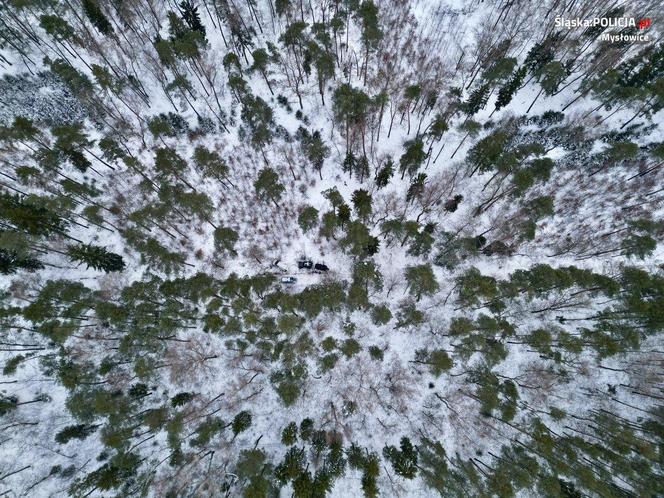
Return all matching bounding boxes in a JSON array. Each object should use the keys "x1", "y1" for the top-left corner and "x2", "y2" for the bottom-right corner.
[{"x1": 280, "y1": 276, "x2": 297, "y2": 285}]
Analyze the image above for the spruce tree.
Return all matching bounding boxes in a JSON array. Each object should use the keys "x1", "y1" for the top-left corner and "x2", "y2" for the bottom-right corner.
[
  {"x1": 0, "y1": 249, "x2": 43, "y2": 274},
  {"x1": 354, "y1": 155, "x2": 370, "y2": 182},
  {"x1": 231, "y1": 410, "x2": 252, "y2": 438},
  {"x1": 375, "y1": 158, "x2": 394, "y2": 188},
  {"x1": 351, "y1": 189, "x2": 372, "y2": 220},
  {"x1": 179, "y1": 0, "x2": 206, "y2": 37},
  {"x1": 67, "y1": 244, "x2": 125, "y2": 273},
  {"x1": 399, "y1": 138, "x2": 426, "y2": 179},
  {"x1": 82, "y1": 0, "x2": 113, "y2": 35},
  {"x1": 55, "y1": 424, "x2": 98, "y2": 444},
  {"x1": 406, "y1": 173, "x2": 427, "y2": 203},
  {"x1": 495, "y1": 66, "x2": 527, "y2": 111},
  {"x1": 462, "y1": 83, "x2": 490, "y2": 115},
  {"x1": 0, "y1": 193, "x2": 68, "y2": 236},
  {"x1": 342, "y1": 150, "x2": 356, "y2": 177}
]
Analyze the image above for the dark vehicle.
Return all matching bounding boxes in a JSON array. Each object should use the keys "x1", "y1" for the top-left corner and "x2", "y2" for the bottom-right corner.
[
  {"x1": 314, "y1": 263, "x2": 329, "y2": 272},
  {"x1": 298, "y1": 259, "x2": 313, "y2": 270}
]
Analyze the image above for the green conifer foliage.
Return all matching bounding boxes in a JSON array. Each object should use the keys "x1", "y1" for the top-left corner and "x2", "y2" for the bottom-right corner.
[{"x1": 67, "y1": 244, "x2": 125, "y2": 272}]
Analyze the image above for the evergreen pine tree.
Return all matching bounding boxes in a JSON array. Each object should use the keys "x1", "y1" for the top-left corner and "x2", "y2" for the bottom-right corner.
[
  {"x1": 213, "y1": 226, "x2": 239, "y2": 256},
  {"x1": 298, "y1": 206, "x2": 319, "y2": 233},
  {"x1": 404, "y1": 264, "x2": 439, "y2": 301},
  {"x1": 254, "y1": 168, "x2": 285, "y2": 207}
]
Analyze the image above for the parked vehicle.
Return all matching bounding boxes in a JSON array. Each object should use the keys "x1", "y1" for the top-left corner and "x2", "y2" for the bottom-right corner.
[
  {"x1": 298, "y1": 259, "x2": 313, "y2": 270},
  {"x1": 281, "y1": 276, "x2": 297, "y2": 284},
  {"x1": 314, "y1": 263, "x2": 329, "y2": 272}
]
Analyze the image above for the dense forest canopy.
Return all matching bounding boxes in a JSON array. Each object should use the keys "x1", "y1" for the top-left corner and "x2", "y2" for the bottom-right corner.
[{"x1": 0, "y1": 0, "x2": 663, "y2": 496}]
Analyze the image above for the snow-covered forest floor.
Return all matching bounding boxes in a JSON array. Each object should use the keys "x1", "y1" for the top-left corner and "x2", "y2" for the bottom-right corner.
[{"x1": 0, "y1": 0, "x2": 663, "y2": 497}]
